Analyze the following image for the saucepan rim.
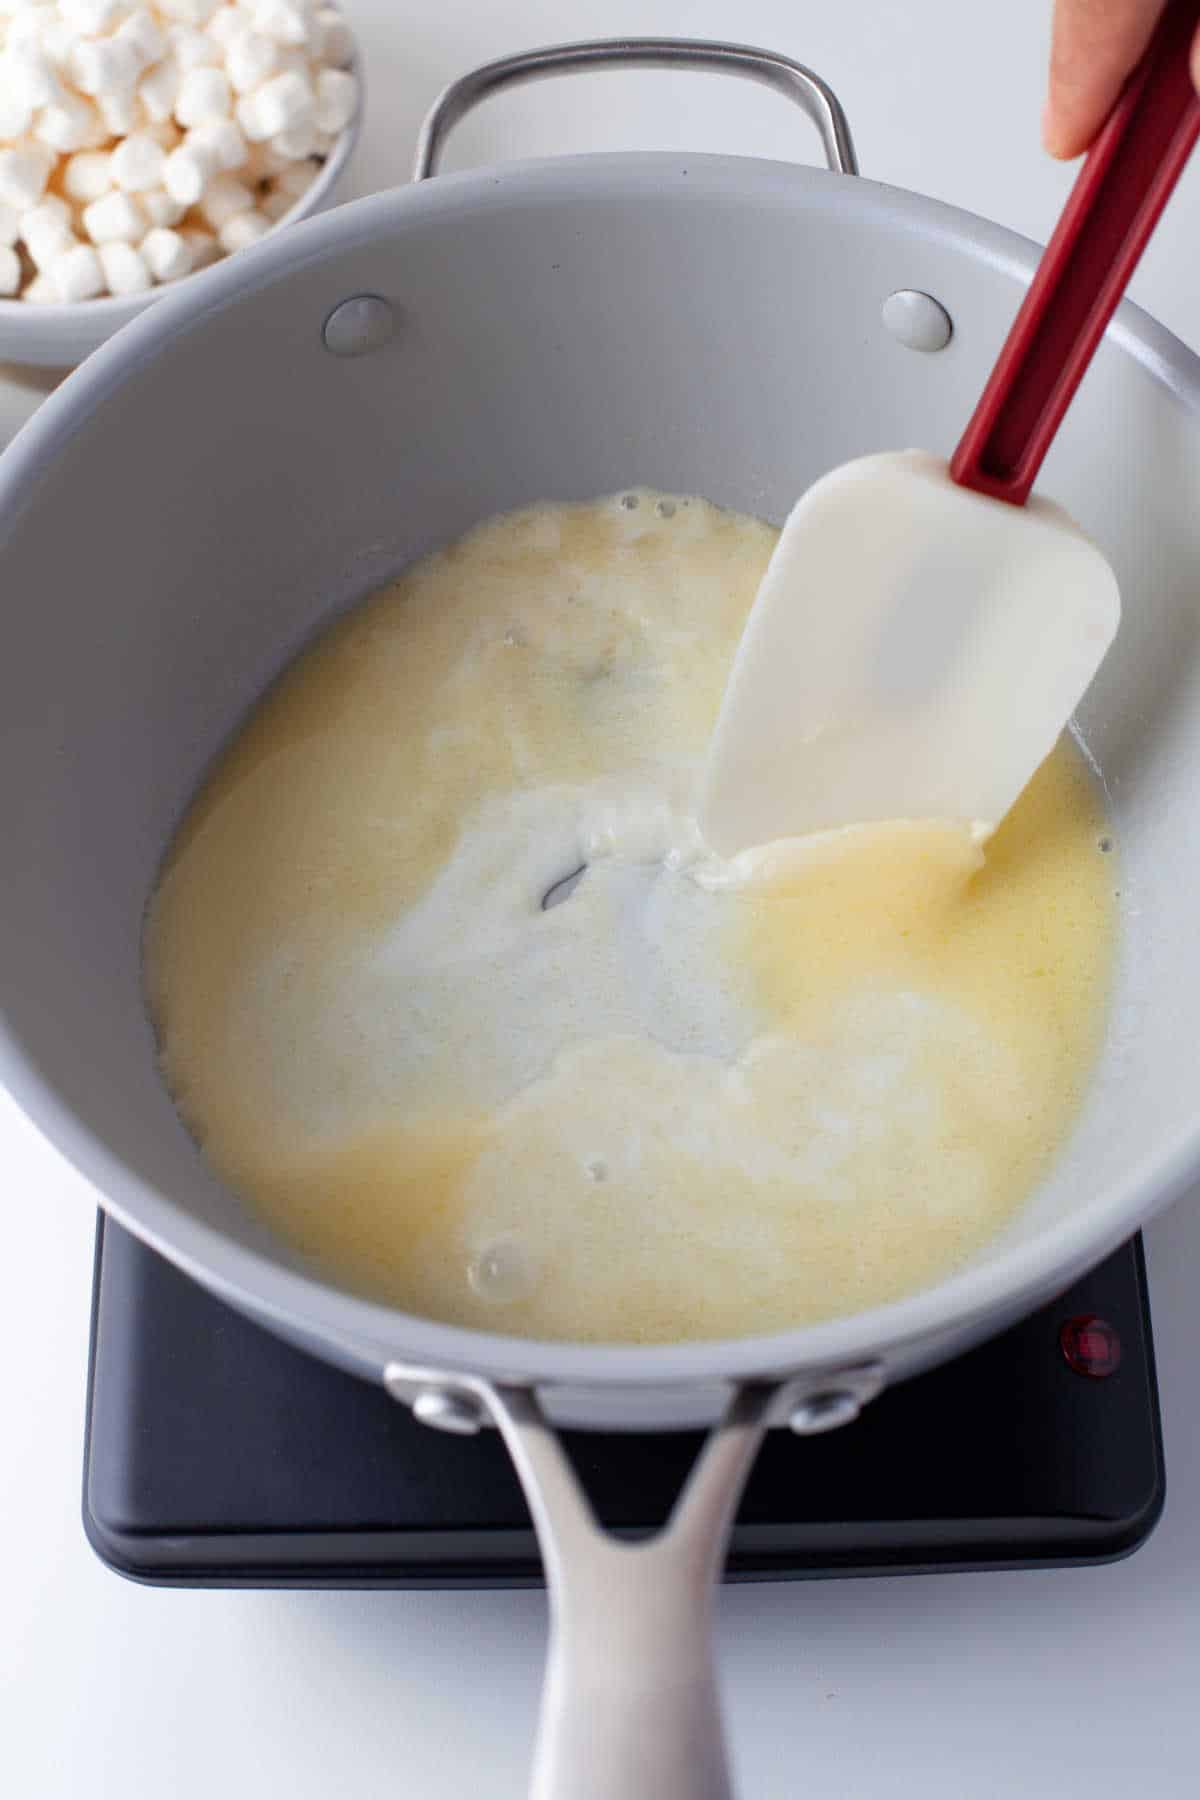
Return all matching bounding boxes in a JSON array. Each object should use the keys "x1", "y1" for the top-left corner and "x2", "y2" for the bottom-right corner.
[{"x1": 1, "y1": 152, "x2": 1196, "y2": 1392}]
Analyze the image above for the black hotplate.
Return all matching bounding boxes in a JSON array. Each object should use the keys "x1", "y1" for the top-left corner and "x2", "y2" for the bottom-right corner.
[{"x1": 83, "y1": 1216, "x2": 1164, "y2": 1587}]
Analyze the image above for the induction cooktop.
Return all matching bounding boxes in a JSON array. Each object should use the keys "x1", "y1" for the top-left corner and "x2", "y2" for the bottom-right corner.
[{"x1": 83, "y1": 1216, "x2": 1164, "y2": 1587}]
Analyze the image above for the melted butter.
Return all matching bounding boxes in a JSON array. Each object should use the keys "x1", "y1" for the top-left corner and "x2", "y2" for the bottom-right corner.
[{"x1": 145, "y1": 492, "x2": 1116, "y2": 1343}]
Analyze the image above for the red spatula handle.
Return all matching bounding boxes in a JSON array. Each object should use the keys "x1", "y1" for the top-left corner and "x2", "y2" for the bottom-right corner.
[{"x1": 951, "y1": 0, "x2": 1200, "y2": 506}]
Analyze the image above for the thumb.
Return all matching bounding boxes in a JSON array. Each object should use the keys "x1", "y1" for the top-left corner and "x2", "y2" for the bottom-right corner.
[{"x1": 1043, "y1": 0, "x2": 1165, "y2": 159}]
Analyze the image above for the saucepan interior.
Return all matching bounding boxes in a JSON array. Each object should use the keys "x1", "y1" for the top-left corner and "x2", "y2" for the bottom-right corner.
[{"x1": 2, "y1": 157, "x2": 1199, "y2": 1420}]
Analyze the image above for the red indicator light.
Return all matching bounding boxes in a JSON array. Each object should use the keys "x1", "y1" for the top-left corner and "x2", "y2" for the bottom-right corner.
[{"x1": 1060, "y1": 1314, "x2": 1122, "y2": 1379}]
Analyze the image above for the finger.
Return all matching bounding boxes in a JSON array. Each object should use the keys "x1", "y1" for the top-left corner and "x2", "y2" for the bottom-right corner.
[{"x1": 1043, "y1": 0, "x2": 1165, "y2": 158}]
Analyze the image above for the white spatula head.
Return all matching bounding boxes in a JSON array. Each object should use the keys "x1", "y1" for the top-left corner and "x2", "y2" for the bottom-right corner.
[{"x1": 699, "y1": 450, "x2": 1120, "y2": 857}]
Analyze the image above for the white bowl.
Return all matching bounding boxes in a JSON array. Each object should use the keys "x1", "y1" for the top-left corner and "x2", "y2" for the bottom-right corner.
[{"x1": 0, "y1": 91, "x2": 361, "y2": 371}]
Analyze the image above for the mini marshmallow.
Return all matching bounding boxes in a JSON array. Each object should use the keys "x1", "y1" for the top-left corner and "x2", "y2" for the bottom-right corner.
[
  {"x1": 141, "y1": 223, "x2": 192, "y2": 280},
  {"x1": 186, "y1": 116, "x2": 245, "y2": 171},
  {"x1": 313, "y1": 66, "x2": 354, "y2": 134},
  {"x1": 266, "y1": 119, "x2": 315, "y2": 160},
  {"x1": 175, "y1": 64, "x2": 232, "y2": 125},
  {"x1": 81, "y1": 187, "x2": 143, "y2": 243},
  {"x1": 0, "y1": 86, "x2": 34, "y2": 141},
  {"x1": 35, "y1": 91, "x2": 105, "y2": 153},
  {"x1": 179, "y1": 221, "x2": 218, "y2": 266},
  {"x1": 61, "y1": 148, "x2": 112, "y2": 201},
  {"x1": 243, "y1": 66, "x2": 311, "y2": 138},
  {"x1": 225, "y1": 26, "x2": 277, "y2": 93},
  {"x1": 207, "y1": 7, "x2": 247, "y2": 47},
  {"x1": 98, "y1": 237, "x2": 151, "y2": 293},
  {"x1": 196, "y1": 169, "x2": 251, "y2": 228},
  {"x1": 98, "y1": 86, "x2": 143, "y2": 136},
  {"x1": 158, "y1": 0, "x2": 220, "y2": 23},
  {"x1": 115, "y1": 8, "x2": 167, "y2": 72},
  {"x1": 166, "y1": 23, "x2": 220, "y2": 68},
  {"x1": 0, "y1": 242, "x2": 20, "y2": 294},
  {"x1": 234, "y1": 89, "x2": 268, "y2": 141},
  {"x1": 69, "y1": 35, "x2": 141, "y2": 96},
  {"x1": 23, "y1": 193, "x2": 71, "y2": 227},
  {"x1": 21, "y1": 270, "x2": 60, "y2": 302},
  {"x1": 217, "y1": 205, "x2": 268, "y2": 252},
  {"x1": 0, "y1": 143, "x2": 55, "y2": 210},
  {"x1": 50, "y1": 239, "x2": 103, "y2": 299},
  {"x1": 5, "y1": 47, "x2": 64, "y2": 110},
  {"x1": 59, "y1": 0, "x2": 124, "y2": 33},
  {"x1": 0, "y1": 200, "x2": 18, "y2": 245},
  {"x1": 39, "y1": 20, "x2": 80, "y2": 69},
  {"x1": 253, "y1": 1, "x2": 310, "y2": 47},
  {"x1": 111, "y1": 131, "x2": 166, "y2": 191},
  {"x1": 139, "y1": 59, "x2": 181, "y2": 123},
  {"x1": 162, "y1": 141, "x2": 216, "y2": 204},
  {"x1": 6, "y1": 9, "x2": 59, "y2": 55},
  {"x1": 313, "y1": 8, "x2": 352, "y2": 67},
  {"x1": 139, "y1": 184, "x2": 185, "y2": 225},
  {"x1": 21, "y1": 202, "x2": 76, "y2": 270}
]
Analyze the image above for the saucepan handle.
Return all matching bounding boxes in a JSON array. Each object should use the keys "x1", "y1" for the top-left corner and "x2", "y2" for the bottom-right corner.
[
  {"x1": 485, "y1": 1382, "x2": 778, "y2": 1800},
  {"x1": 412, "y1": 37, "x2": 858, "y2": 182},
  {"x1": 384, "y1": 1360, "x2": 883, "y2": 1798}
]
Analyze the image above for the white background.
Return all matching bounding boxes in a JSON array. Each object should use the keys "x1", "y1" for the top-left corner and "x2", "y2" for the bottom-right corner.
[{"x1": 3, "y1": 2, "x2": 1200, "y2": 1795}]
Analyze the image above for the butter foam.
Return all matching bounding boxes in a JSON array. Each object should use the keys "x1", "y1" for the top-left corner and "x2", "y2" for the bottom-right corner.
[{"x1": 146, "y1": 492, "x2": 1116, "y2": 1342}]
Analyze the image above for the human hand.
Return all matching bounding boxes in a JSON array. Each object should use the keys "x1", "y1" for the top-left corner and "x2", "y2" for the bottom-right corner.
[{"x1": 1044, "y1": 0, "x2": 1200, "y2": 157}]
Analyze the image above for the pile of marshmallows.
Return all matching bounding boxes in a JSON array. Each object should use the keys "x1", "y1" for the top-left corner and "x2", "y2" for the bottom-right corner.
[{"x1": 0, "y1": 0, "x2": 357, "y2": 303}]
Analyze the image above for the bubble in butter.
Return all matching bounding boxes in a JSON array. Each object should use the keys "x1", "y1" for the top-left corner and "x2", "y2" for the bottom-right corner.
[{"x1": 144, "y1": 491, "x2": 1116, "y2": 1343}]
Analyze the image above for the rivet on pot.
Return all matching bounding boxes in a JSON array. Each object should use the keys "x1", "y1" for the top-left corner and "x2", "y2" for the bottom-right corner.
[
  {"x1": 322, "y1": 294, "x2": 397, "y2": 357},
  {"x1": 410, "y1": 1385, "x2": 487, "y2": 1435},
  {"x1": 882, "y1": 289, "x2": 953, "y2": 352},
  {"x1": 788, "y1": 1388, "x2": 863, "y2": 1436}
]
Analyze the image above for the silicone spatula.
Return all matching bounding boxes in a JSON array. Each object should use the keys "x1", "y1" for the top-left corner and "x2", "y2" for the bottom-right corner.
[{"x1": 700, "y1": 0, "x2": 1200, "y2": 859}]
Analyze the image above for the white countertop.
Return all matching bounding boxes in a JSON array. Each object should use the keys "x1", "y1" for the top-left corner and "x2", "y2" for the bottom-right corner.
[{"x1": 4, "y1": 2, "x2": 1200, "y2": 1794}]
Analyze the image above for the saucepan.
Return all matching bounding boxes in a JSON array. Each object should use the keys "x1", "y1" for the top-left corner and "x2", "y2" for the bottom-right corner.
[{"x1": 2, "y1": 38, "x2": 1200, "y2": 1799}]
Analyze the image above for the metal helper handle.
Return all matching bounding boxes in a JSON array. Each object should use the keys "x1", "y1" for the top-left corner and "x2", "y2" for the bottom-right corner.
[
  {"x1": 485, "y1": 1381, "x2": 779, "y2": 1800},
  {"x1": 413, "y1": 38, "x2": 858, "y2": 182}
]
